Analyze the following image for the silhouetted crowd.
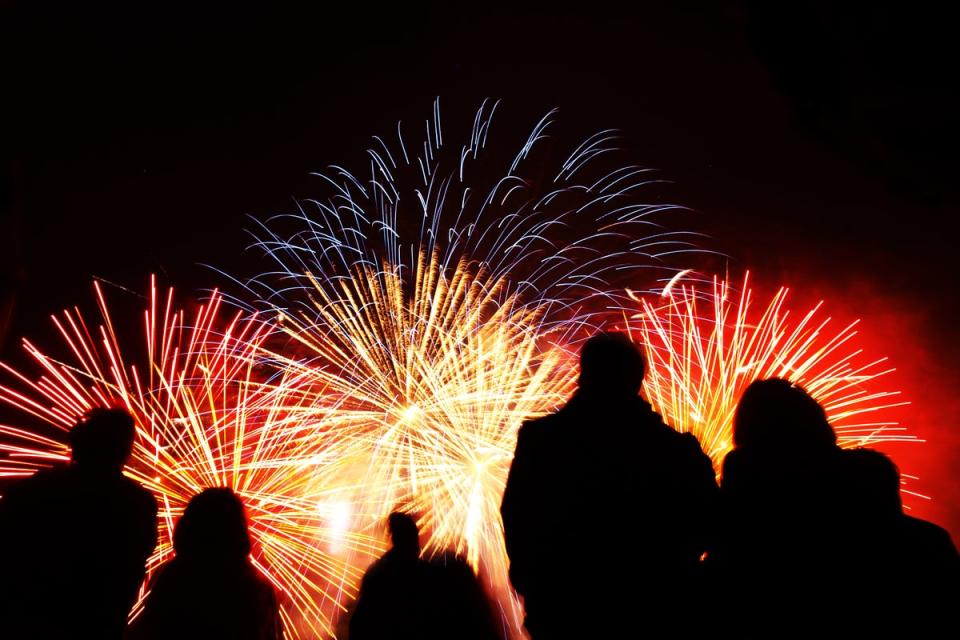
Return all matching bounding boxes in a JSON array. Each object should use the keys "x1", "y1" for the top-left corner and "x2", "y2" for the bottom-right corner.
[
  {"x1": 501, "y1": 333, "x2": 959, "y2": 639},
  {"x1": 0, "y1": 332, "x2": 956, "y2": 639}
]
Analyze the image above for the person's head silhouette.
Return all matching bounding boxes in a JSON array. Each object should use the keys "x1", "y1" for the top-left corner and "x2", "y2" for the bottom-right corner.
[
  {"x1": 733, "y1": 378, "x2": 836, "y2": 451},
  {"x1": 68, "y1": 407, "x2": 136, "y2": 474},
  {"x1": 174, "y1": 488, "x2": 252, "y2": 564},
  {"x1": 578, "y1": 332, "x2": 645, "y2": 397},
  {"x1": 387, "y1": 511, "x2": 420, "y2": 558},
  {"x1": 844, "y1": 447, "x2": 902, "y2": 518}
]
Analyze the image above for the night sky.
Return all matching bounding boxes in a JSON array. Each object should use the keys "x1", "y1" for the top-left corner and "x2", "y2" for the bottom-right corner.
[{"x1": 3, "y1": 3, "x2": 958, "y2": 539}]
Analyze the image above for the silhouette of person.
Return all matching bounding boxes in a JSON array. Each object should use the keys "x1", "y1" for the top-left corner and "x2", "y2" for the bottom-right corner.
[
  {"x1": 714, "y1": 378, "x2": 848, "y2": 638},
  {"x1": 500, "y1": 332, "x2": 719, "y2": 638},
  {"x1": 350, "y1": 512, "x2": 424, "y2": 640},
  {"x1": 841, "y1": 447, "x2": 959, "y2": 639},
  {"x1": 350, "y1": 511, "x2": 500, "y2": 640},
  {"x1": 0, "y1": 407, "x2": 158, "y2": 639},
  {"x1": 131, "y1": 488, "x2": 280, "y2": 640}
]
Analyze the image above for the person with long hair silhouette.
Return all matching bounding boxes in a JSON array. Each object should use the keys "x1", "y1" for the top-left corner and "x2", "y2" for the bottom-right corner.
[
  {"x1": 131, "y1": 488, "x2": 280, "y2": 640},
  {"x1": 715, "y1": 378, "x2": 852, "y2": 638}
]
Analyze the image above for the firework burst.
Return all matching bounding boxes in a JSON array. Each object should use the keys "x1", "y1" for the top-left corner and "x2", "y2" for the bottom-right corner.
[
  {"x1": 261, "y1": 252, "x2": 579, "y2": 630},
  {"x1": 225, "y1": 99, "x2": 706, "y2": 634},
  {"x1": 629, "y1": 272, "x2": 920, "y2": 470},
  {"x1": 0, "y1": 278, "x2": 383, "y2": 639}
]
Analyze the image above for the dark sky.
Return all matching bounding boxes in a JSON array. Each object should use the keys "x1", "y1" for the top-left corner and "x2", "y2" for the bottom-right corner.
[{"x1": 2, "y1": 2, "x2": 958, "y2": 536}]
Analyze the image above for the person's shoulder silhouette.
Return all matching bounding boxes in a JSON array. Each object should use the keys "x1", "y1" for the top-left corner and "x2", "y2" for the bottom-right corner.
[
  {"x1": 132, "y1": 487, "x2": 280, "y2": 640},
  {"x1": 501, "y1": 332, "x2": 718, "y2": 638},
  {"x1": 0, "y1": 407, "x2": 157, "y2": 640}
]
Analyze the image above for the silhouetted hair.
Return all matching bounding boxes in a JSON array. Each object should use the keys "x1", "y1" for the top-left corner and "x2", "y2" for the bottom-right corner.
[
  {"x1": 68, "y1": 407, "x2": 136, "y2": 472},
  {"x1": 844, "y1": 447, "x2": 902, "y2": 516},
  {"x1": 388, "y1": 511, "x2": 420, "y2": 554},
  {"x1": 173, "y1": 488, "x2": 251, "y2": 562},
  {"x1": 579, "y1": 332, "x2": 645, "y2": 395},
  {"x1": 734, "y1": 378, "x2": 836, "y2": 449}
]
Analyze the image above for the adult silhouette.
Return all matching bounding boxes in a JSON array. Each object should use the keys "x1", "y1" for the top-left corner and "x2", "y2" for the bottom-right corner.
[
  {"x1": 350, "y1": 512, "x2": 500, "y2": 640},
  {"x1": 350, "y1": 512, "x2": 424, "y2": 640},
  {"x1": 131, "y1": 488, "x2": 280, "y2": 640},
  {"x1": 500, "y1": 332, "x2": 719, "y2": 638},
  {"x1": 714, "y1": 378, "x2": 847, "y2": 638},
  {"x1": 0, "y1": 407, "x2": 158, "y2": 639},
  {"x1": 841, "y1": 447, "x2": 959, "y2": 638}
]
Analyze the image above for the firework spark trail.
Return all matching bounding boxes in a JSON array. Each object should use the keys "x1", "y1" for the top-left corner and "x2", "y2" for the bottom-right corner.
[
  {"x1": 0, "y1": 278, "x2": 383, "y2": 639},
  {"x1": 629, "y1": 272, "x2": 920, "y2": 476},
  {"x1": 222, "y1": 100, "x2": 712, "y2": 635}
]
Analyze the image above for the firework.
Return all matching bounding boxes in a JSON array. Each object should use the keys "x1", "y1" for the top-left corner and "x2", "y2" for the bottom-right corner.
[
  {"x1": 226, "y1": 99, "x2": 704, "y2": 635},
  {"x1": 260, "y1": 253, "x2": 579, "y2": 631},
  {"x1": 232, "y1": 99, "x2": 705, "y2": 324},
  {"x1": 629, "y1": 272, "x2": 920, "y2": 470},
  {"x1": 0, "y1": 278, "x2": 383, "y2": 639},
  {"x1": 0, "y1": 95, "x2": 927, "y2": 640}
]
